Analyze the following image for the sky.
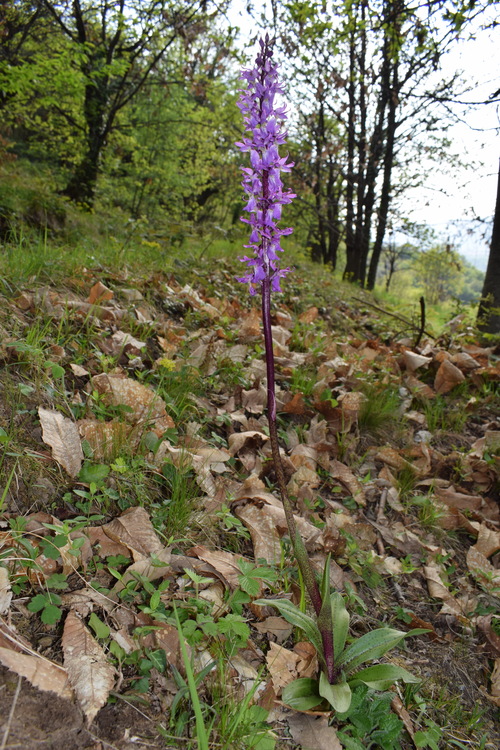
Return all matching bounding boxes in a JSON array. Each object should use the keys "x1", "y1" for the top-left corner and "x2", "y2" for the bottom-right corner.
[{"x1": 227, "y1": 1, "x2": 499, "y2": 271}]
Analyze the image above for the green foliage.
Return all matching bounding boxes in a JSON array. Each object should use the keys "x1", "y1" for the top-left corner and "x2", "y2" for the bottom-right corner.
[
  {"x1": 256, "y1": 592, "x2": 421, "y2": 713},
  {"x1": 412, "y1": 247, "x2": 463, "y2": 305},
  {"x1": 336, "y1": 685, "x2": 405, "y2": 750},
  {"x1": 358, "y1": 384, "x2": 401, "y2": 436}
]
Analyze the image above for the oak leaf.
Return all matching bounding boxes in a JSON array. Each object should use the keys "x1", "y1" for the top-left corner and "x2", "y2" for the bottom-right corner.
[
  {"x1": 39, "y1": 407, "x2": 83, "y2": 477},
  {"x1": 62, "y1": 611, "x2": 115, "y2": 723}
]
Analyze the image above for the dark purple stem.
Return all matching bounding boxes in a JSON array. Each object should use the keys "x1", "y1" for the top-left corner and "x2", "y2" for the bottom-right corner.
[{"x1": 261, "y1": 259, "x2": 335, "y2": 681}]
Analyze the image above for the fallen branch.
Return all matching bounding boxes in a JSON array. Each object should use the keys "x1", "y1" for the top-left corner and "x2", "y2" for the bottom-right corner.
[{"x1": 351, "y1": 296, "x2": 434, "y2": 340}]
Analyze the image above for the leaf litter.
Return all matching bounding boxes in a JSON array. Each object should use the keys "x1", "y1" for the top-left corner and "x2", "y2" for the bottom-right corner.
[{"x1": 0, "y1": 258, "x2": 499, "y2": 748}]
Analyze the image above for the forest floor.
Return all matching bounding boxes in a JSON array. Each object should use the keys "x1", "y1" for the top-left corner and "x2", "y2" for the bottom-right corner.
[{"x1": 0, "y1": 246, "x2": 499, "y2": 750}]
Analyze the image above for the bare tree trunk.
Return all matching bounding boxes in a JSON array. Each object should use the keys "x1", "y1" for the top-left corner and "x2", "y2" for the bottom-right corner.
[{"x1": 477, "y1": 159, "x2": 500, "y2": 334}]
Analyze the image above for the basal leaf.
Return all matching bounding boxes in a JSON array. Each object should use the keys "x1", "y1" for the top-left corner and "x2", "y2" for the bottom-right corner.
[
  {"x1": 253, "y1": 599, "x2": 323, "y2": 658},
  {"x1": 281, "y1": 678, "x2": 323, "y2": 711},
  {"x1": 319, "y1": 671, "x2": 352, "y2": 713},
  {"x1": 331, "y1": 592, "x2": 350, "y2": 660},
  {"x1": 338, "y1": 628, "x2": 409, "y2": 672},
  {"x1": 348, "y1": 663, "x2": 419, "y2": 690}
]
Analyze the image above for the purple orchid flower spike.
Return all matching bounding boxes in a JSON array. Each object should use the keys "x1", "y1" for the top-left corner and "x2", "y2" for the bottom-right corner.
[
  {"x1": 235, "y1": 35, "x2": 296, "y2": 296},
  {"x1": 235, "y1": 37, "x2": 336, "y2": 684}
]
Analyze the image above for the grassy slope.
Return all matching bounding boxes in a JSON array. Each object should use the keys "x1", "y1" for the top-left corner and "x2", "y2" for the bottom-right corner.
[{"x1": 0, "y1": 199, "x2": 499, "y2": 749}]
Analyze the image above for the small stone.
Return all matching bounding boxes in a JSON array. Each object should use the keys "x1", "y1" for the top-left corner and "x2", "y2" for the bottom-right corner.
[
  {"x1": 415, "y1": 430, "x2": 433, "y2": 445},
  {"x1": 121, "y1": 288, "x2": 144, "y2": 302}
]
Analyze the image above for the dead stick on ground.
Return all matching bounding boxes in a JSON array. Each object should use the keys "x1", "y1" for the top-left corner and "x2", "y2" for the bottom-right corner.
[
  {"x1": 0, "y1": 674, "x2": 22, "y2": 750},
  {"x1": 351, "y1": 296, "x2": 434, "y2": 340}
]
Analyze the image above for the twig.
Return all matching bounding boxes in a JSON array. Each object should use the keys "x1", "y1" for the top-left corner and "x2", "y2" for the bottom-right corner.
[
  {"x1": 414, "y1": 296, "x2": 426, "y2": 347},
  {"x1": 351, "y1": 296, "x2": 434, "y2": 339},
  {"x1": 1, "y1": 675, "x2": 22, "y2": 750}
]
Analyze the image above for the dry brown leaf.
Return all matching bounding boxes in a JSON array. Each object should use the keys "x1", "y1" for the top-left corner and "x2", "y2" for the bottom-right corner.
[
  {"x1": 101, "y1": 507, "x2": 164, "y2": 559},
  {"x1": 62, "y1": 611, "x2": 115, "y2": 723},
  {"x1": 110, "y1": 330, "x2": 146, "y2": 355},
  {"x1": 477, "y1": 616, "x2": 500, "y2": 657},
  {"x1": 489, "y1": 658, "x2": 500, "y2": 705},
  {"x1": 283, "y1": 392, "x2": 308, "y2": 415},
  {"x1": 0, "y1": 646, "x2": 73, "y2": 700},
  {"x1": 85, "y1": 525, "x2": 132, "y2": 559},
  {"x1": 473, "y1": 524, "x2": 500, "y2": 558},
  {"x1": 233, "y1": 503, "x2": 282, "y2": 563},
  {"x1": 88, "y1": 281, "x2": 113, "y2": 304},
  {"x1": 424, "y1": 563, "x2": 464, "y2": 616},
  {"x1": 330, "y1": 459, "x2": 366, "y2": 506},
  {"x1": 151, "y1": 623, "x2": 183, "y2": 670},
  {"x1": 287, "y1": 715, "x2": 342, "y2": 749},
  {"x1": 253, "y1": 616, "x2": 293, "y2": 644},
  {"x1": 111, "y1": 547, "x2": 172, "y2": 594},
  {"x1": 92, "y1": 373, "x2": 174, "y2": 431},
  {"x1": 0, "y1": 567, "x2": 12, "y2": 614},
  {"x1": 242, "y1": 384, "x2": 267, "y2": 414},
  {"x1": 466, "y1": 546, "x2": 500, "y2": 592},
  {"x1": 391, "y1": 695, "x2": 415, "y2": 740},
  {"x1": 298, "y1": 306, "x2": 319, "y2": 324},
  {"x1": 266, "y1": 642, "x2": 299, "y2": 692},
  {"x1": 435, "y1": 486, "x2": 499, "y2": 522},
  {"x1": 235, "y1": 475, "x2": 283, "y2": 507},
  {"x1": 189, "y1": 545, "x2": 243, "y2": 588},
  {"x1": 434, "y1": 359, "x2": 465, "y2": 394},
  {"x1": 39, "y1": 407, "x2": 83, "y2": 477},
  {"x1": 239, "y1": 307, "x2": 261, "y2": 338},
  {"x1": 403, "y1": 350, "x2": 432, "y2": 373},
  {"x1": 294, "y1": 641, "x2": 318, "y2": 678}
]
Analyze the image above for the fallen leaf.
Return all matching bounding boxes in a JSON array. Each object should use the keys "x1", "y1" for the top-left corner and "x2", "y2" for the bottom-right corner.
[
  {"x1": 254, "y1": 616, "x2": 293, "y2": 644},
  {"x1": 473, "y1": 524, "x2": 500, "y2": 558},
  {"x1": 78, "y1": 419, "x2": 139, "y2": 460},
  {"x1": 88, "y1": 281, "x2": 113, "y2": 304},
  {"x1": 489, "y1": 658, "x2": 500, "y2": 705},
  {"x1": 434, "y1": 359, "x2": 465, "y2": 394},
  {"x1": 466, "y1": 547, "x2": 500, "y2": 592},
  {"x1": 238, "y1": 306, "x2": 261, "y2": 338},
  {"x1": 0, "y1": 646, "x2": 73, "y2": 700},
  {"x1": 477, "y1": 616, "x2": 500, "y2": 657},
  {"x1": 0, "y1": 567, "x2": 12, "y2": 614},
  {"x1": 403, "y1": 350, "x2": 432, "y2": 373},
  {"x1": 233, "y1": 503, "x2": 282, "y2": 563},
  {"x1": 62, "y1": 611, "x2": 115, "y2": 723},
  {"x1": 102, "y1": 507, "x2": 164, "y2": 560},
  {"x1": 92, "y1": 373, "x2": 174, "y2": 432},
  {"x1": 424, "y1": 563, "x2": 465, "y2": 617},
  {"x1": 266, "y1": 642, "x2": 300, "y2": 692},
  {"x1": 330, "y1": 460, "x2": 366, "y2": 506},
  {"x1": 391, "y1": 695, "x2": 415, "y2": 740},
  {"x1": 287, "y1": 714, "x2": 342, "y2": 749},
  {"x1": 39, "y1": 407, "x2": 83, "y2": 477},
  {"x1": 189, "y1": 545, "x2": 243, "y2": 588},
  {"x1": 298, "y1": 307, "x2": 319, "y2": 324}
]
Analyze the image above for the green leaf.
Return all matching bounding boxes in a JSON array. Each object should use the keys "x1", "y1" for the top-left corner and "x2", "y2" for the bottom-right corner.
[
  {"x1": 27, "y1": 594, "x2": 48, "y2": 613},
  {"x1": 253, "y1": 599, "x2": 323, "y2": 661},
  {"x1": 78, "y1": 462, "x2": 110, "y2": 483},
  {"x1": 319, "y1": 671, "x2": 351, "y2": 713},
  {"x1": 336, "y1": 732, "x2": 366, "y2": 750},
  {"x1": 331, "y1": 592, "x2": 350, "y2": 658},
  {"x1": 44, "y1": 361, "x2": 65, "y2": 379},
  {"x1": 348, "y1": 663, "x2": 419, "y2": 690},
  {"x1": 0, "y1": 427, "x2": 8, "y2": 444},
  {"x1": 338, "y1": 628, "x2": 409, "y2": 672},
  {"x1": 89, "y1": 612, "x2": 110, "y2": 639},
  {"x1": 46, "y1": 573, "x2": 68, "y2": 590},
  {"x1": 41, "y1": 604, "x2": 62, "y2": 624},
  {"x1": 238, "y1": 573, "x2": 261, "y2": 597},
  {"x1": 148, "y1": 648, "x2": 167, "y2": 673},
  {"x1": 281, "y1": 678, "x2": 323, "y2": 711}
]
